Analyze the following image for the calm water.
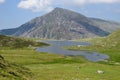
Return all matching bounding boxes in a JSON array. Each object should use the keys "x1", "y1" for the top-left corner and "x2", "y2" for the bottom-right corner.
[{"x1": 36, "y1": 40, "x2": 109, "y2": 62}]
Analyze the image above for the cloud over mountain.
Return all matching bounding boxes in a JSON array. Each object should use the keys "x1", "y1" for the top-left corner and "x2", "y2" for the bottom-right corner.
[
  {"x1": 18, "y1": 0, "x2": 53, "y2": 12},
  {"x1": 0, "y1": 0, "x2": 5, "y2": 4}
]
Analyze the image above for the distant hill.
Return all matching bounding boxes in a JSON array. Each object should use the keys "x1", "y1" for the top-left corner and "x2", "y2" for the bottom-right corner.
[
  {"x1": 0, "y1": 28, "x2": 18, "y2": 35},
  {"x1": 0, "y1": 7, "x2": 120, "y2": 40},
  {"x1": 0, "y1": 35, "x2": 49, "y2": 48}
]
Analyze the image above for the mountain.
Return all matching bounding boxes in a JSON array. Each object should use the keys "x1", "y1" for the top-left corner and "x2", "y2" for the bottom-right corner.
[
  {"x1": 0, "y1": 28, "x2": 18, "y2": 35},
  {"x1": 90, "y1": 18, "x2": 120, "y2": 33},
  {"x1": 0, "y1": 7, "x2": 120, "y2": 40}
]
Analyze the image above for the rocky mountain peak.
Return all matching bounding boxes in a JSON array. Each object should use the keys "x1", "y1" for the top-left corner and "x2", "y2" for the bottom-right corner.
[{"x1": 0, "y1": 7, "x2": 120, "y2": 40}]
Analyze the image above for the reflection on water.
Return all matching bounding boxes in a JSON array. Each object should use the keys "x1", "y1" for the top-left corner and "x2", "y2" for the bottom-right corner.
[{"x1": 36, "y1": 40, "x2": 109, "y2": 62}]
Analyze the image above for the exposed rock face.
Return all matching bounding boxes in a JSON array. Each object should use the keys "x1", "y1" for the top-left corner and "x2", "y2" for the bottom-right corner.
[{"x1": 0, "y1": 7, "x2": 120, "y2": 40}]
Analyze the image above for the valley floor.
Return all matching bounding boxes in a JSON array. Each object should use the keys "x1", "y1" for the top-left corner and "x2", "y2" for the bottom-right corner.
[{"x1": 0, "y1": 48, "x2": 120, "y2": 80}]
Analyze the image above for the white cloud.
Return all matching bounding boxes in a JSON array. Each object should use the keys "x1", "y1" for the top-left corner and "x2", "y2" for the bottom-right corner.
[
  {"x1": 0, "y1": 0, "x2": 5, "y2": 4},
  {"x1": 18, "y1": 0, "x2": 120, "y2": 12},
  {"x1": 18, "y1": 0, "x2": 53, "y2": 12}
]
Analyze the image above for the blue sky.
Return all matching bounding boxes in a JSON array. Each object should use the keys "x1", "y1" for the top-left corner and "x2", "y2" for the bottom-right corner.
[{"x1": 0, "y1": 0, "x2": 120, "y2": 30}]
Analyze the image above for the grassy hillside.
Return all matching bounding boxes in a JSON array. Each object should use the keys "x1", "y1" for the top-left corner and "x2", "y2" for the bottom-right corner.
[
  {"x1": 0, "y1": 35, "x2": 49, "y2": 48},
  {"x1": 105, "y1": 29, "x2": 120, "y2": 48},
  {"x1": 0, "y1": 35, "x2": 49, "y2": 80},
  {"x1": 0, "y1": 55, "x2": 33, "y2": 80},
  {"x1": 86, "y1": 29, "x2": 120, "y2": 48},
  {"x1": 67, "y1": 29, "x2": 120, "y2": 63}
]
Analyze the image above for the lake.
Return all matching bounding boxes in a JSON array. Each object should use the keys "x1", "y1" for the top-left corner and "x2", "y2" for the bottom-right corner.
[{"x1": 36, "y1": 40, "x2": 109, "y2": 62}]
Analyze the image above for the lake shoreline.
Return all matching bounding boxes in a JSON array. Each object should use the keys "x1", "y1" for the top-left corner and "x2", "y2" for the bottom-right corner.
[{"x1": 36, "y1": 40, "x2": 109, "y2": 62}]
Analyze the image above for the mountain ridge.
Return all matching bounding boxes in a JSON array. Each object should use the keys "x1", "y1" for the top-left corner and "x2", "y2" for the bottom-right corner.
[{"x1": 0, "y1": 7, "x2": 120, "y2": 40}]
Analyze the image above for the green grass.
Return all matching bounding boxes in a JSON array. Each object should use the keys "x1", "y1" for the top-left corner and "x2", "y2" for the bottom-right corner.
[
  {"x1": 26, "y1": 63, "x2": 120, "y2": 80},
  {"x1": 0, "y1": 49, "x2": 86, "y2": 65},
  {"x1": 0, "y1": 35, "x2": 49, "y2": 48},
  {"x1": 0, "y1": 48, "x2": 120, "y2": 80},
  {"x1": 0, "y1": 55, "x2": 33, "y2": 80}
]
